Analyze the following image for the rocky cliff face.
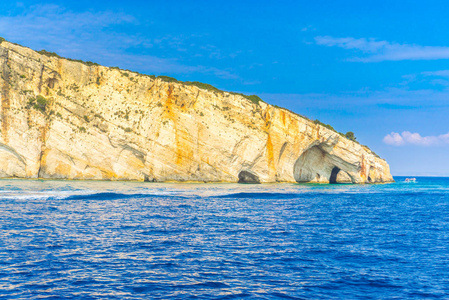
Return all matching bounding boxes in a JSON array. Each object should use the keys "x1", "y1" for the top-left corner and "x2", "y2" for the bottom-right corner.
[{"x1": 0, "y1": 41, "x2": 393, "y2": 183}]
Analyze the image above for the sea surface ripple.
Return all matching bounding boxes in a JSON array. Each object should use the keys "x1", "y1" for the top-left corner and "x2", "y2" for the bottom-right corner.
[{"x1": 1, "y1": 177, "x2": 449, "y2": 299}]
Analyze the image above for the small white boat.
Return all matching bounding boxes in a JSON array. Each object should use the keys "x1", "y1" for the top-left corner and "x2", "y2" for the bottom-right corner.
[{"x1": 405, "y1": 178, "x2": 417, "y2": 183}]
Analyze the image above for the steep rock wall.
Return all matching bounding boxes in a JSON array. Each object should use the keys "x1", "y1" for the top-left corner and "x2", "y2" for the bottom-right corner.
[{"x1": 0, "y1": 41, "x2": 393, "y2": 183}]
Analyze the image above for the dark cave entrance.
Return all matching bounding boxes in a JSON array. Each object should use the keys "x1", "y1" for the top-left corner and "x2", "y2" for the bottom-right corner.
[
  {"x1": 329, "y1": 167, "x2": 341, "y2": 184},
  {"x1": 238, "y1": 171, "x2": 260, "y2": 184}
]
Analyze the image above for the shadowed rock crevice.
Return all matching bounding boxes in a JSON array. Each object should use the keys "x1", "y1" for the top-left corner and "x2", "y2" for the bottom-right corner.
[
  {"x1": 238, "y1": 171, "x2": 260, "y2": 184},
  {"x1": 1, "y1": 48, "x2": 10, "y2": 144},
  {"x1": 329, "y1": 167, "x2": 340, "y2": 184}
]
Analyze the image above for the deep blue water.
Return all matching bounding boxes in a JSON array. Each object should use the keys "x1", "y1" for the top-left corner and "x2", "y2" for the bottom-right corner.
[{"x1": 1, "y1": 177, "x2": 449, "y2": 299}]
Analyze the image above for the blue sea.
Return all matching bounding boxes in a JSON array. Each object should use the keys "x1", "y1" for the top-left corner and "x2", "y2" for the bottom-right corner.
[{"x1": 1, "y1": 177, "x2": 449, "y2": 299}]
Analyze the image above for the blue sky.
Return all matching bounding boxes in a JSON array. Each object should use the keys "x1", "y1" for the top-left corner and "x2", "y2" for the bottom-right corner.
[{"x1": 1, "y1": 0, "x2": 449, "y2": 176}]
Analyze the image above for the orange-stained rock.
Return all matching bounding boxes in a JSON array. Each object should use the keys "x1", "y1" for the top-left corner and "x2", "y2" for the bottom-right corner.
[{"x1": 0, "y1": 41, "x2": 393, "y2": 183}]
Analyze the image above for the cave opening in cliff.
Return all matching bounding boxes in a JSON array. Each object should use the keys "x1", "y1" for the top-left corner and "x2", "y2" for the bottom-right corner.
[
  {"x1": 238, "y1": 171, "x2": 260, "y2": 184},
  {"x1": 329, "y1": 167, "x2": 341, "y2": 184},
  {"x1": 293, "y1": 145, "x2": 327, "y2": 183}
]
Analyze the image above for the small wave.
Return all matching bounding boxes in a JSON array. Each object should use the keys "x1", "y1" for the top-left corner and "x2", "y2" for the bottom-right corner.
[
  {"x1": 214, "y1": 191, "x2": 353, "y2": 199},
  {"x1": 61, "y1": 192, "x2": 185, "y2": 201},
  {"x1": 216, "y1": 292, "x2": 253, "y2": 299},
  {"x1": 215, "y1": 192, "x2": 303, "y2": 199},
  {"x1": 62, "y1": 192, "x2": 146, "y2": 200},
  {"x1": 174, "y1": 281, "x2": 230, "y2": 289},
  {"x1": 0, "y1": 190, "x2": 189, "y2": 202}
]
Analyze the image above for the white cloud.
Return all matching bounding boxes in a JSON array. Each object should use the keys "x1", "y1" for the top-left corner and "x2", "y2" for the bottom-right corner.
[
  {"x1": 301, "y1": 25, "x2": 316, "y2": 32},
  {"x1": 315, "y1": 36, "x2": 449, "y2": 62},
  {"x1": 383, "y1": 131, "x2": 449, "y2": 146},
  {"x1": 0, "y1": 5, "x2": 136, "y2": 49},
  {"x1": 421, "y1": 70, "x2": 449, "y2": 86},
  {"x1": 397, "y1": 70, "x2": 449, "y2": 87},
  {"x1": 422, "y1": 70, "x2": 449, "y2": 77},
  {"x1": 260, "y1": 87, "x2": 449, "y2": 113},
  {"x1": 383, "y1": 132, "x2": 406, "y2": 146},
  {"x1": 0, "y1": 5, "x2": 240, "y2": 80}
]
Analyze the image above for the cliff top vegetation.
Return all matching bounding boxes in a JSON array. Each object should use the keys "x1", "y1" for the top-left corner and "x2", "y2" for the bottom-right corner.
[{"x1": 0, "y1": 38, "x2": 373, "y2": 154}]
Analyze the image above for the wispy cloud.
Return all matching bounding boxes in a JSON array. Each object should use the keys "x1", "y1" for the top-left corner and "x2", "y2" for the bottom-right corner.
[
  {"x1": 301, "y1": 25, "x2": 316, "y2": 32},
  {"x1": 400, "y1": 70, "x2": 449, "y2": 87},
  {"x1": 422, "y1": 70, "x2": 449, "y2": 77},
  {"x1": 315, "y1": 36, "x2": 449, "y2": 62},
  {"x1": 260, "y1": 87, "x2": 449, "y2": 115},
  {"x1": 0, "y1": 5, "x2": 241, "y2": 80},
  {"x1": 383, "y1": 131, "x2": 449, "y2": 146},
  {"x1": 0, "y1": 5, "x2": 137, "y2": 50}
]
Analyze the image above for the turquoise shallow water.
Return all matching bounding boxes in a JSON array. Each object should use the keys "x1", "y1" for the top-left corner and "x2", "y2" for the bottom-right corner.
[{"x1": 0, "y1": 177, "x2": 448, "y2": 299}]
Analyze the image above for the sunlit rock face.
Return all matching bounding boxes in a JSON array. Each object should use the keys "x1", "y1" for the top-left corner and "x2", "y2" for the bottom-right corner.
[{"x1": 0, "y1": 41, "x2": 393, "y2": 183}]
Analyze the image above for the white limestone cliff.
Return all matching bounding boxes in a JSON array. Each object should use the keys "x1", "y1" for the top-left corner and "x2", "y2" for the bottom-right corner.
[{"x1": 0, "y1": 41, "x2": 393, "y2": 183}]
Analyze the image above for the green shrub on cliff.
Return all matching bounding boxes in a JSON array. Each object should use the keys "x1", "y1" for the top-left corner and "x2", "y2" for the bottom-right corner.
[
  {"x1": 273, "y1": 105, "x2": 311, "y2": 121},
  {"x1": 158, "y1": 76, "x2": 178, "y2": 83},
  {"x1": 314, "y1": 119, "x2": 336, "y2": 131},
  {"x1": 38, "y1": 49, "x2": 99, "y2": 67},
  {"x1": 183, "y1": 82, "x2": 264, "y2": 105},
  {"x1": 313, "y1": 120, "x2": 362, "y2": 144},
  {"x1": 84, "y1": 61, "x2": 99, "y2": 67},
  {"x1": 27, "y1": 95, "x2": 48, "y2": 113},
  {"x1": 184, "y1": 81, "x2": 222, "y2": 93},
  {"x1": 243, "y1": 95, "x2": 263, "y2": 105},
  {"x1": 37, "y1": 50, "x2": 61, "y2": 58},
  {"x1": 227, "y1": 93, "x2": 263, "y2": 106},
  {"x1": 35, "y1": 47, "x2": 266, "y2": 108},
  {"x1": 314, "y1": 119, "x2": 346, "y2": 136},
  {"x1": 345, "y1": 131, "x2": 357, "y2": 142},
  {"x1": 35, "y1": 95, "x2": 48, "y2": 112},
  {"x1": 0, "y1": 37, "x2": 5, "y2": 44}
]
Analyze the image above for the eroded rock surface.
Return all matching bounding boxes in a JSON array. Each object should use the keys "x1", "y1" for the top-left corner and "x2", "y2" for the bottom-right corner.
[{"x1": 0, "y1": 41, "x2": 394, "y2": 183}]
